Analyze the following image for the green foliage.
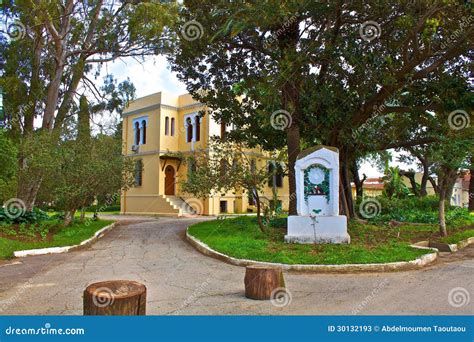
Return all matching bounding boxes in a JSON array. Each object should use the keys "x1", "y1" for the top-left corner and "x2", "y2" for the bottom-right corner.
[
  {"x1": 0, "y1": 129, "x2": 17, "y2": 202},
  {"x1": 382, "y1": 166, "x2": 411, "y2": 199},
  {"x1": 0, "y1": 207, "x2": 49, "y2": 224},
  {"x1": 359, "y1": 196, "x2": 474, "y2": 225},
  {"x1": 187, "y1": 217, "x2": 428, "y2": 265},
  {"x1": 0, "y1": 219, "x2": 112, "y2": 259}
]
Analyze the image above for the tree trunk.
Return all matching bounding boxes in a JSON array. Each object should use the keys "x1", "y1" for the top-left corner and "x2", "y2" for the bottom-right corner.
[
  {"x1": 279, "y1": 20, "x2": 301, "y2": 217},
  {"x1": 16, "y1": 173, "x2": 43, "y2": 211},
  {"x1": 400, "y1": 170, "x2": 419, "y2": 196},
  {"x1": 80, "y1": 208, "x2": 86, "y2": 222},
  {"x1": 469, "y1": 157, "x2": 474, "y2": 212},
  {"x1": 350, "y1": 160, "x2": 366, "y2": 201},
  {"x1": 340, "y1": 151, "x2": 355, "y2": 218},
  {"x1": 428, "y1": 176, "x2": 439, "y2": 194},
  {"x1": 244, "y1": 266, "x2": 285, "y2": 300},
  {"x1": 64, "y1": 209, "x2": 76, "y2": 226},
  {"x1": 83, "y1": 280, "x2": 146, "y2": 315},
  {"x1": 254, "y1": 191, "x2": 265, "y2": 233},
  {"x1": 438, "y1": 191, "x2": 447, "y2": 237},
  {"x1": 419, "y1": 162, "x2": 430, "y2": 196}
]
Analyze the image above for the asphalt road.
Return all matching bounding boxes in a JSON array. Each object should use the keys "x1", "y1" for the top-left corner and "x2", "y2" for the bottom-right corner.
[{"x1": 0, "y1": 216, "x2": 472, "y2": 315}]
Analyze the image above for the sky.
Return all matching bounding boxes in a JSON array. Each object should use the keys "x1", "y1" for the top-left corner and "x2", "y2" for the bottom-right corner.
[{"x1": 105, "y1": 56, "x2": 417, "y2": 178}]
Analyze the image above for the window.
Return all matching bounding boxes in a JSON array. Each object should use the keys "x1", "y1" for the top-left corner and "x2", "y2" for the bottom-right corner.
[
  {"x1": 195, "y1": 116, "x2": 200, "y2": 141},
  {"x1": 275, "y1": 163, "x2": 283, "y2": 188},
  {"x1": 165, "y1": 117, "x2": 169, "y2": 135},
  {"x1": 133, "y1": 116, "x2": 148, "y2": 145},
  {"x1": 186, "y1": 118, "x2": 193, "y2": 142},
  {"x1": 171, "y1": 118, "x2": 175, "y2": 136},
  {"x1": 134, "y1": 122, "x2": 140, "y2": 145},
  {"x1": 220, "y1": 200, "x2": 228, "y2": 213},
  {"x1": 268, "y1": 162, "x2": 283, "y2": 188},
  {"x1": 141, "y1": 120, "x2": 147, "y2": 144},
  {"x1": 134, "y1": 160, "x2": 143, "y2": 186},
  {"x1": 220, "y1": 159, "x2": 228, "y2": 178},
  {"x1": 268, "y1": 162, "x2": 274, "y2": 187}
]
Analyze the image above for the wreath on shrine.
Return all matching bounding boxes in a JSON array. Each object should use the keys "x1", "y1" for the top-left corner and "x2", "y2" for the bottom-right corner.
[{"x1": 304, "y1": 164, "x2": 330, "y2": 204}]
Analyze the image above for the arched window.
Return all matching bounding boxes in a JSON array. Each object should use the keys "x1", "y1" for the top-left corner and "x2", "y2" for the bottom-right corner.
[
  {"x1": 165, "y1": 116, "x2": 169, "y2": 135},
  {"x1": 186, "y1": 117, "x2": 193, "y2": 142},
  {"x1": 141, "y1": 120, "x2": 147, "y2": 144},
  {"x1": 195, "y1": 116, "x2": 200, "y2": 141},
  {"x1": 171, "y1": 118, "x2": 175, "y2": 136},
  {"x1": 134, "y1": 122, "x2": 140, "y2": 145}
]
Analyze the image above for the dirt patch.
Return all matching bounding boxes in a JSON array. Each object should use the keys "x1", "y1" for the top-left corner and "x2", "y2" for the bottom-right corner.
[{"x1": 0, "y1": 223, "x2": 63, "y2": 243}]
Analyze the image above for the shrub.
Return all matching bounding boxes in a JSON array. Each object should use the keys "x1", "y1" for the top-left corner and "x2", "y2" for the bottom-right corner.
[
  {"x1": 0, "y1": 207, "x2": 50, "y2": 224},
  {"x1": 357, "y1": 196, "x2": 472, "y2": 225}
]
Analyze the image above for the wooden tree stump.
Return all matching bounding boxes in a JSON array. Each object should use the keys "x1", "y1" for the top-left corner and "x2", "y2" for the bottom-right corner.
[
  {"x1": 83, "y1": 280, "x2": 146, "y2": 315},
  {"x1": 244, "y1": 265, "x2": 285, "y2": 300}
]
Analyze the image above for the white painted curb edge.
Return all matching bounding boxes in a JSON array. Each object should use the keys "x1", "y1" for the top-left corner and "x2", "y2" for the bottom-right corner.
[
  {"x1": 13, "y1": 223, "x2": 116, "y2": 258},
  {"x1": 449, "y1": 236, "x2": 474, "y2": 252},
  {"x1": 186, "y1": 229, "x2": 438, "y2": 273}
]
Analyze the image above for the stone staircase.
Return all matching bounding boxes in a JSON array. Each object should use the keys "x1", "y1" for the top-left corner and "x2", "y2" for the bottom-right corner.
[{"x1": 163, "y1": 196, "x2": 198, "y2": 217}]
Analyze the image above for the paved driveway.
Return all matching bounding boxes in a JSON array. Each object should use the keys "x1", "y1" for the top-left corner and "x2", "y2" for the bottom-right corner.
[{"x1": 0, "y1": 217, "x2": 472, "y2": 315}]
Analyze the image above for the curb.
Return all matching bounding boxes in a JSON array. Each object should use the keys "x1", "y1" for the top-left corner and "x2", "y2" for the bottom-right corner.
[
  {"x1": 13, "y1": 223, "x2": 116, "y2": 258},
  {"x1": 186, "y1": 229, "x2": 438, "y2": 273},
  {"x1": 412, "y1": 237, "x2": 474, "y2": 253},
  {"x1": 449, "y1": 236, "x2": 474, "y2": 252}
]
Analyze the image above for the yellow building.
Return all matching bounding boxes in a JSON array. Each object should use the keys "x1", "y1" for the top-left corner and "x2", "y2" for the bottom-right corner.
[{"x1": 120, "y1": 91, "x2": 290, "y2": 216}]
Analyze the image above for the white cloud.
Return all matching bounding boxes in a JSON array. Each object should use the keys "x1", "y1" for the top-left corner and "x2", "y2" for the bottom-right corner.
[{"x1": 101, "y1": 56, "x2": 187, "y2": 97}]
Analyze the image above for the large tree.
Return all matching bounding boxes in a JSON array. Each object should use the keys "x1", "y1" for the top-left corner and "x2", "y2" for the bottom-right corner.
[
  {"x1": 1, "y1": 0, "x2": 176, "y2": 210},
  {"x1": 169, "y1": 0, "x2": 473, "y2": 217}
]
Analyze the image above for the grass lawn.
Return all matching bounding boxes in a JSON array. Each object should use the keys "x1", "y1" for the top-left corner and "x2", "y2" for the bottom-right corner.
[
  {"x1": 0, "y1": 219, "x2": 113, "y2": 259},
  {"x1": 188, "y1": 216, "x2": 474, "y2": 265}
]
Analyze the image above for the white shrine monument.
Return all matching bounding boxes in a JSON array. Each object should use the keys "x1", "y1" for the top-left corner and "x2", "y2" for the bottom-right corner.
[{"x1": 285, "y1": 146, "x2": 350, "y2": 244}]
